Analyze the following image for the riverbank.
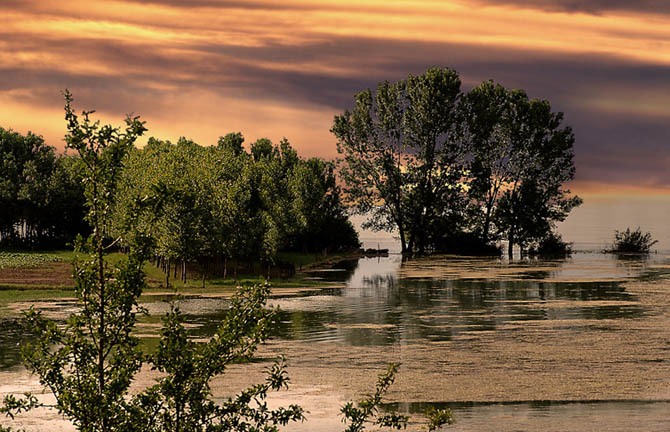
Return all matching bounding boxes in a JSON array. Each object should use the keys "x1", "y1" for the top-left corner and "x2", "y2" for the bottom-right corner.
[{"x1": 0, "y1": 249, "x2": 358, "y2": 308}]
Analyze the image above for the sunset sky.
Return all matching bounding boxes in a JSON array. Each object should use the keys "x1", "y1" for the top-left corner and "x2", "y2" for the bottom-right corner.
[{"x1": 2, "y1": 0, "x2": 669, "y2": 195}]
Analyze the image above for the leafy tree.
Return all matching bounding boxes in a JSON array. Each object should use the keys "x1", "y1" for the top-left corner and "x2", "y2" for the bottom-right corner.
[
  {"x1": 2, "y1": 94, "x2": 306, "y2": 432},
  {"x1": 334, "y1": 68, "x2": 581, "y2": 256},
  {"x1": 4, "y1": 90, "x2": 149, "y2": 431},
  {"x1": 340, "y1": 363, "x2": 454, "y2": 432},
  {"x1": 462, "y1": 81, "x2": 515, "y2": 245},
  {"x1": 0, "y1": 127, "x2": 86, "y2": 248},
  {"x1": 333, "y1": 67, "x2": 463, "y2": 254},
  {"x1": 129, "y1": 285, "x2": 305, "y2": 432},
  {"x1": 217, "y1": 132, "x2": 245, "y2": 155},
  {"x1": 492, "y1": 92, "x2": 581, "y2": 257}
]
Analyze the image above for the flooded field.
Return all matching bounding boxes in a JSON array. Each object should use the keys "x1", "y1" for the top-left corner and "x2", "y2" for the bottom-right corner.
[{"x1": 3, "y1": 252, "x2": 670, "y2": 430}]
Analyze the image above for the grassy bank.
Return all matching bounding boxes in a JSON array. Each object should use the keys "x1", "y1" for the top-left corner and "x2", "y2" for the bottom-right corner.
[{"x1": 0, "y1": 249, "x2": 355, "y2": 307}]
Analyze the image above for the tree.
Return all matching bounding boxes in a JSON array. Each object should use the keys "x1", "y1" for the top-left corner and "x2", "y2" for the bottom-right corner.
[
  {"x1": 9, "y1": 90, "x2": 149, "y2": 431},
  {"x1": 332, "y1": 67, "x2": 464, "y2": 254},
  {"x1": 334, "y1": 68, "x2": 581, "y2": 256},
  {"x1": 492, "y1": 92, "x2": 582, "y2": 257},
  {"x1": 0, "y1": 127, "x2": 86, "y2": 248},
  {"x1": 2, "y1": 94, "x2": 306, "y2": 432},
  {"x1": 462, "y1": 81, "x2": 514, "y2": 245}
]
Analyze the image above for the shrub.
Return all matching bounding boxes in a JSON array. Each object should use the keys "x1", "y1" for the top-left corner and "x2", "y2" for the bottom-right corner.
[
  {"x1": 431, "y1": 231, "x2": 502, "y2": 256},
  {"x1": 606, "y1": 227, "x2": 658, "y2": 254},
  {"x1": 527, "y1": 232, "x2": 572, "y2": 258}
]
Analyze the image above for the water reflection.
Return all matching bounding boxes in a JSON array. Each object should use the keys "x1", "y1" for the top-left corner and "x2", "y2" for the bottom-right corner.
[
  {"x1": 0, "y1": 319, "x2": 33, "y2": 369},
  {"x1": 271, "y1": 254, "x2": 665, "y2": 346},
  {"x1": 383, "y1": 400, "x2": 670, "y2": 432}
]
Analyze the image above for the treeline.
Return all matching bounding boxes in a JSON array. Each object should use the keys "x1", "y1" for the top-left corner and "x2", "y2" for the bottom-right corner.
[
  {"x1": 333, "y1": 67, "x2": 582, "y2": 257},
  {"x1": 0, "y1": 128, "x2": 360, "y2": 274},
  {"x1": 111, "y1": 133, "x2": 359, "y2": 281},
  {"x1": 0, "y1": 127, "x2": 87, "y2": 248}
]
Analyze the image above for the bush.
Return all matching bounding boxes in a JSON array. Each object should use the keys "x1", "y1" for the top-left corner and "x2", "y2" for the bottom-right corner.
[
  {"x1": 431, "y1": 231, "x2": 502, "y2": 256},
  {"x1": 527, "y1": 232, "x2": 572, "y2": 258},
  {"x1": 605, "y1": 227, "x2": 658, "y2": 254}
]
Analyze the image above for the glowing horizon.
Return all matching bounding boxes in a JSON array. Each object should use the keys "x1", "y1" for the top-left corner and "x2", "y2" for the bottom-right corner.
[{"x1": 2, "y1": 0, "x2": 669, "y2": 195}]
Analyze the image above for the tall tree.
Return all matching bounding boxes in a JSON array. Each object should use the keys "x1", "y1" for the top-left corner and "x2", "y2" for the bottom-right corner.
[
  {"x1": 494, "y1": 92, "x2": 582, "y2": 257},
  {"x1": 15, "y1": 91, "x2": 148, "y2": 431},
  {"x1": 462, "y1": 81, "x2": 514, "y2": 245},
  {"x1": 334, "y1": 68, "x2": 580, "y2": 256},
  {"x1": 333, "y1": 67, "x2": 463, "y2": 254}
]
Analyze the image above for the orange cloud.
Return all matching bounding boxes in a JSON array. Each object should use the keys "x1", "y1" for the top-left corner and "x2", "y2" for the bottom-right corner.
[{"x1": 2, "y1": 0, "x2": 670, "y2": 190}]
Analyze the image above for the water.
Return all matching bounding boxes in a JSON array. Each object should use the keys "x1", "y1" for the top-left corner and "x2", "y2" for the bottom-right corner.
[
  {"x1": 4, "y1": 202, "x2": 670, "y2": 430},
  {"x1": 167, "y1": 253, "x2": 670, "y2": 430}
]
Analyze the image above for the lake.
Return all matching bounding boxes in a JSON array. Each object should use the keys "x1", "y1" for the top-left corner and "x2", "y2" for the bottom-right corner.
[
  {"x1": 4, "y1": 251, "x2": 670, "y2": 431},
  {"x1": 2, "y1": 196, "x2": 670, "y2": 431}
]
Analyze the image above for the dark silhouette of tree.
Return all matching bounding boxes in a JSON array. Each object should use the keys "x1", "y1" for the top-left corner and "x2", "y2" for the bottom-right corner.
[
  {"x1": 332, "y1": 67, "x2": 463, "y2": 254},
  {"x1": 0, "y1": 127, "x2": 87, "y2": 248},
  {"x1": 334, "y1": 68, "x2": 581, "y2": 256}
]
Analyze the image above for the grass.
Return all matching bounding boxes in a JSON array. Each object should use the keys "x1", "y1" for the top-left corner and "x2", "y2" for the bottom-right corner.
[{"x1": 0, "y1": 249, "x2": 347, "y2": 312}]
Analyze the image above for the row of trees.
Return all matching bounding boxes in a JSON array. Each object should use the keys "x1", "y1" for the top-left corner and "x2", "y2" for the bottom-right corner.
[
  {"x1": 0, "y1": 125, "x2": 360, "y2": 274},
  {"x1": 333, "y1": 67, "x2": 582, "y2": 257},
  {"x1": 111, "y1": 132, "x2": 359, "y2": 281},
  {"x1": 0, "y1": 128, "x2": 86, "y2": 248}
]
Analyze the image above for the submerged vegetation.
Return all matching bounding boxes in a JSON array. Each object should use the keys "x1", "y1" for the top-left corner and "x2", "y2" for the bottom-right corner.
[
  {"x1": 526, "y1": 232, "x2": 573, "y2": 258},
  {"x1": 605, "y1": 227, "x2": 658, "y2": 254}
]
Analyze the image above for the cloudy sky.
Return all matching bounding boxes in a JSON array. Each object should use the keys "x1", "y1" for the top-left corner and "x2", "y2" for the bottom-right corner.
[{"x1": 2, "y1": 0, "x2": 669, "y2": 194}]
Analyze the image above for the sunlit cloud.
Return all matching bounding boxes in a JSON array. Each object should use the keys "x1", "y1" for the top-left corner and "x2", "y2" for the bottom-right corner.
[{"x1": 1, "y1": 0, "x2": 669, "y2": 192}]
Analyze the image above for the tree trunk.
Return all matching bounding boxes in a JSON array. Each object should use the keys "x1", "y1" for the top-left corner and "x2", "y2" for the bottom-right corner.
[
  {"x1": 166, "y1": 260, "x2": 171, "y2": 288},
  {"x1": 399, "y1": 224, "x2": 407, "y2": 254},
  {"x1": 483, "y1": 206, "x2": 493, "y2": 245},
  {"x1": 508, "y1": 229, "x2": 514, "y2": 259}
]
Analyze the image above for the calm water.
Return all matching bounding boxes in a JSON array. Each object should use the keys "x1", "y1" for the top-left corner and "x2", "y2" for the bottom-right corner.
[
  {"x1": 3, "y1": 253, "x2": 670, "y2": 430},
  {"x1": 3, "y1": 197, "x2": 670, "y2": 430}
]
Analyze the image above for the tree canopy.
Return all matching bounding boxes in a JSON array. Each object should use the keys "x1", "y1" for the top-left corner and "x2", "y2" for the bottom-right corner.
[
  {"x1": 0, "y1": 127, "x2": 86, "y2": 248},
  {"x1": 112, "y1": 134, "x2": 360, "y2": 283},
  {"x1": 333, "y1": 67, "x2": 581, "y2": 256}
]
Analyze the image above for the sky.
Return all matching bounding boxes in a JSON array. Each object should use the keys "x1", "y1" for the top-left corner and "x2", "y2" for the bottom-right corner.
[{"x1": 2, "y1": 0, "x2": 669, "y2": 195}]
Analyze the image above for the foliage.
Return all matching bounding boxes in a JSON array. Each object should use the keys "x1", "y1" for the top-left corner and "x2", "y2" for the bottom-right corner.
[
  {"x1": 606, "y1": 227, "x2": 658, "y2": 254},
  {"x1": 332, "y1": 67, "x2": 464, "y2": 254},
  {"x1": 333, "y1": 68, "x2": 581, "y2": 256},
  {"x1": 2, "y1": 90, "x2": 149, "y2": 432},
  {"x1": 0, "y1": 127, "x2": 86, "y2": 249},
  {"x1": 340, "y1": 363, "x2": 454, "y2": 432},
  {"x1": 426, "y1": 407, "x2": 455, "y2": 431},
  {"x1": 1, "y1": 93, "x2": 303, "y2": 432},
  {"x1": 113, "y1": 133, "x2": 359, "y2": 284},
  {"x1": 341, "y1": 363, "x2": 409, "y2": 432},
  {"x1": 0, "y1": 252, "x2": 62, "y2": 269},
  {"x1": 526, "y1": 231, "x2": 572, "y2": 258},
  {"x1": 130, "y1": 284, "x2": 305, "y2": 432}
]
